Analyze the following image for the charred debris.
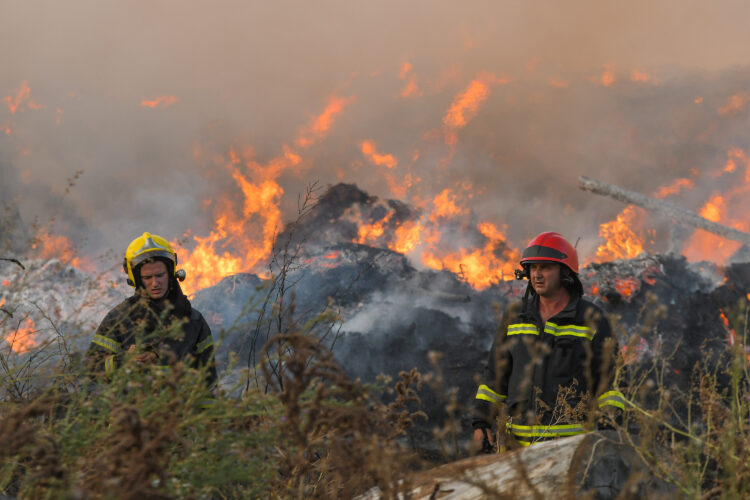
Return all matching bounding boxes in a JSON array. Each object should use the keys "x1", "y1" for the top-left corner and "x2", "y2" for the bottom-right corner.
[{"x1": 188, "y1": 182, "x2": 749, "y2": 456}]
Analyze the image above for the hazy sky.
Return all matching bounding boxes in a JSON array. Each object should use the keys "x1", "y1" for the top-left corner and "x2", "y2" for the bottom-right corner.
[{"x1": 2, "y1": 1, "x2": 750, "y2": 266}]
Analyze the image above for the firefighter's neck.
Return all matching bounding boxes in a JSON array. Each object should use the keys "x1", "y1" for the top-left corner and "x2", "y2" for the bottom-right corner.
[{"x1": 537, "y1": 286, "x2": 571, "y2": 323}]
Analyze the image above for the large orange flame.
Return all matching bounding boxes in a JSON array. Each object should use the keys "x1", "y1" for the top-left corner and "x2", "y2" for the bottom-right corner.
[
  {"x1": 177, "y1": 95, "x2": 351, "y2": 294},
  {"x1": 429, "y1": 188, "x2": 466, "y2": 222},
  {"x1": 389, "y1": 220, "x2": 423, "y2": 254},
  {"x1": 421, "y1": 221, "x2": 519, "y2": 289},
  {"x1": 596, "y1": 205, "x2": 644, "y2": 261}
]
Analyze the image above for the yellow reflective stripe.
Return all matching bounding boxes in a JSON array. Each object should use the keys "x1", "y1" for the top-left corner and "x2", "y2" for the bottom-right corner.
[
  {"x1": 507, "y1": 323, "x2": 539, "y2": 336},
  {"x1": 475, "y1": 384, "x2": 507, "y2": 404},
  {"x1": 199, "y1": 399, "x2": 216, "y2": 409},
  {"x1": 196, "y1": 336, "x2": 213, "y2": 354},
  {"x1": 92, "y1": 334, "x2": 121, "y2": 353},
  {"x1": 507, "y1": 422, "x2": 587, "y2": 438},
  {"x1": 104, "y1": 355, "x2": 115, "y2": 376},
  {"x1": 544, "y1": 322, "x2": 595, "y2": 340},
  {"x1": 598, "y1": 390, "x2": 626, "y2": 410}
]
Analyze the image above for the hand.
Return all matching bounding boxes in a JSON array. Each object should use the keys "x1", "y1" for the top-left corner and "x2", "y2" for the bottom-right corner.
[
  {"x1": 473, "y1": 427, "x2": 494, "y2": 453},
  {"x1": 128, "y1": 344, "x2": 158, "y2": 365}
]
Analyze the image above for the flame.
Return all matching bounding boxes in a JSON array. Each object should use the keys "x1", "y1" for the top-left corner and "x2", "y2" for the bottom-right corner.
[
  {"x1": 600, "y1": 67, "x2": 615, "y2": 87},
  {"x1": 420, "y1": 221, "x2": 519, "y2": 290},
  {"x1": 596, "y1": 205, "x2": 644, "y2": 261},
  {"x1": 177, "y1": 96, "x2": 350, "y2": 294},
  {"x1": 140, "y1": 95, "x2": 179, "y2": 108},
  {"x1": 718, "y1": 93, "x2": 748, "y2": 116},
  {"x1": 653, "y1": 177, "x2": 694, "y2": 198},
  {"x1": 355, "y1": 210, "x2": 394, "y2": 246},
  {"x1": 2, "y1": 81, "x2": 31, "y2": 115},
  {"x1": 295, "y1": 95, "x2": 352, "y2": 148},
  {"x1": 630, "y1": 70, "x2": 651, "y2": 83},
  {"x1": 614, "y1": 277, "x2": 640, "y2": 299},
  {"x1": 398, "y1": 62, "x2": 422, "y2": 98},
  {"x1": 4, "y1": 317, "x2": 38, "y2": 354},
  {"x1": 360, "y1": 140, "x2": 398, "y2": 169},
  {"x1": 430, "y1": 188, "x2": 466, "y2": 222},
  {"x1": 682, "y1": 194, "x2": 742, "y2": 262},
  {"x1": 31, "y1": 230, "x2": 94, "y2": 270},
  {"x1": 621, "y1": 337, "x2": 648, "y2": 365},
  {"x1": 548, "y1": 78, "x2": 569, "y2": 88},
  {"x1": 694, "y1": 97, "x2": 704, "y2": 104},
  {"x1": 719, "y1": 310, "x2": 737, "y2": 345},
  {"x1": 442, "y1": 72, "x2": 507, "y2": 145},
  {"x1": 389, "y1": 220, "x2": 423, "y2": 254}
]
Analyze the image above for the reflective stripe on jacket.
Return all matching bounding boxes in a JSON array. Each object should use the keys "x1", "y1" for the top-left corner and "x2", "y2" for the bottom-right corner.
[
  {"x1": 86, "y1": 296, "x2": 217, "y2": 386},
  {"x1": 473, "y1": 295, "x2": 624, "y2": 444}
]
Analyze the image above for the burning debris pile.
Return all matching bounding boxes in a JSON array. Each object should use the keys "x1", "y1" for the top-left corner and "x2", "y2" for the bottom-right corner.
[
  {"x1": 185, "y1": 183, "x2": 748, "y2": 453},
  {"x1": 0, "y1": 258, "x2": 124, "y2": 357},
  {"x1": 2, "y1": 183, "x2": 748, "y2": 454}
]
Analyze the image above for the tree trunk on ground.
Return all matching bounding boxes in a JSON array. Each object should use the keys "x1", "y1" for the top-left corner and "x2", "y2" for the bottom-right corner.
[{"x1": 358, "y1": 431, "x2": 675, "y2": 499}]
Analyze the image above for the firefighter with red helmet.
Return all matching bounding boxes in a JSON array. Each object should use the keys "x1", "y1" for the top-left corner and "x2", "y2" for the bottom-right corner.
[
  {"x1": 86, "y1": 232, "x2": 217, "y2": 386},
  {"x1": 472, "y1": 232, "x2": 625, "y2": 450}
]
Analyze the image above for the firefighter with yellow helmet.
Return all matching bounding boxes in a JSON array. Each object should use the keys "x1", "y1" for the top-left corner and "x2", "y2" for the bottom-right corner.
[
  {"x1": 86, "y1": 232, "x2": 216, "y2": 386},
  {"x1": 472, "y1": 232, "x2": 625, "y2": 451}
]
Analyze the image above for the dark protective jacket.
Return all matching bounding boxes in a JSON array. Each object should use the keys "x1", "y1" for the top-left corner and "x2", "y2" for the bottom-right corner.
[
  {"x1": 473, "y1": 293, "x2": 625, "y2": 446},
  {"x1": 86, "y1": 285, "x2": 217, "y2": 386}
]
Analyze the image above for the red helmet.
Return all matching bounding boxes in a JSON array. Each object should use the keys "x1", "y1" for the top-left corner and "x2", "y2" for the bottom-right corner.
[{"x1": 520, "y1": 232, "x2": 578, "y2": 274}]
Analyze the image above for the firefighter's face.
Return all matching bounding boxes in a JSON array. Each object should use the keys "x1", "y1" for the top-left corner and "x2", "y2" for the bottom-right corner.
[
  {"x1": 528, "y1": 262, "x2": 562, "y2": 297},
  {"x1": 139, "y1": 260, "x2": 169, "y2": 300}
]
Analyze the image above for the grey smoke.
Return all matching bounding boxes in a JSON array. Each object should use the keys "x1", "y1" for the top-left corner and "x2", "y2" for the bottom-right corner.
[{"x1": 2, "y1": 1, "x2": 750, "y2": 265}]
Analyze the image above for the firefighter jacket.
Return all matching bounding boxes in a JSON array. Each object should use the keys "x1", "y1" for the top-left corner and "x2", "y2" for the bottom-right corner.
[
  {"x1": 473, "y1": 294, "x2": 625, "y2": 446},
  {"x1": 87, "y1": 286, "x2": 217, "y2": 387}
]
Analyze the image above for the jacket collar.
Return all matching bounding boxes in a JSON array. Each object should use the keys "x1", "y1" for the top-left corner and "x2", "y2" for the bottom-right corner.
[{"x1": 523, "y1": 291, "x2": 581, "y2": 324}]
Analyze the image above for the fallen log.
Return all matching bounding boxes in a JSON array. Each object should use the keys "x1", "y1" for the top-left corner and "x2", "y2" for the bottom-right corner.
[
  {"x1": 358, "y1": 431, "x2": 674, "y2": 500},
  {"x1": 579, "y1": 176, "x2": 750, "y2": 246}
]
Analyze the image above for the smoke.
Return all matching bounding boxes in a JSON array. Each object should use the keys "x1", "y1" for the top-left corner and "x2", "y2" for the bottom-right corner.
[{"x1": 2, "y1": 1, "x2": 750, "y2": 266}]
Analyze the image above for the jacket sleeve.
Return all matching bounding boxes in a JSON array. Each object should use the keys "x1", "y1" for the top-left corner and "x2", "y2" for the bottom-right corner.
[
  {"x1": 86, "y1": 309, "x2": 126, "y2": 379},
  {"x1": 193, "y1": 313, "x2": 217, "y2": 388},
  {"x1": 589, "y1": 306, "x2": 626, "y2": 413},
  {"x1": 472, "y1": 302, "x2": 517, "y2": 429}
]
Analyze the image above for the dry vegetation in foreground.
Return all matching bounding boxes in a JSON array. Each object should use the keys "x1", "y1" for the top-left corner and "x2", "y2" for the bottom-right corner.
[{"x1": 2, "y1": 286, "x2": 748, "y2": 499}]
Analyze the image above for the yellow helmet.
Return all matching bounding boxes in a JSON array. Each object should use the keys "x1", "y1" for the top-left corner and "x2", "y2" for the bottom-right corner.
[{"x1": 123, "y1": 232, "x2": 183, "y2": 287}]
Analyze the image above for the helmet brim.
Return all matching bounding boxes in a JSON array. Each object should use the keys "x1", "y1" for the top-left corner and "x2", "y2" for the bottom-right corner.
[{"x1": 130, "y1": 249, "x2": 176, "y2": 270}]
